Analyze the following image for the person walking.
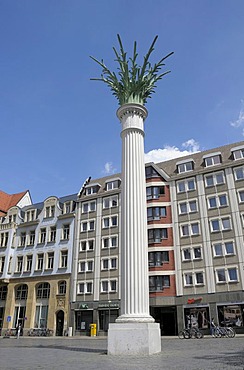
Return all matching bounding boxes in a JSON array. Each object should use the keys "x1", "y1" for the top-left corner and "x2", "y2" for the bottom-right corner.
[
  {"x1": 17, "y1": 323, "x2": 22, "y2": 339},
  {"x1": 210, "y1": 318, "x2": 216, "y2": 337}
]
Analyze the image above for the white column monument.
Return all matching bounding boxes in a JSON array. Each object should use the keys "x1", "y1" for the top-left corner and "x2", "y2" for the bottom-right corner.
[
  {"x1": 90, "y1": 35, "x2": 173, "y2": 355},
  {"x1": 107, "y1": 103, "x2": 161, "y2": 355}
]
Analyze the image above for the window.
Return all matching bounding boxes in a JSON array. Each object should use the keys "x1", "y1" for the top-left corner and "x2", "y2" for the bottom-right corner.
[
  {"x1": 204, "y1": 155, "x2": 221, "y2": 167},
  {"x1": 102, "y1": 235, "x2": 118, "y2": 249},
  {"x1": 62, "y1": 224, "x2": 70, "y2": 240},
  {"x1": 148, "y1": 228, "x2": 168, "y2": 243},
  {"x1": 82, "y1": 201, "x2": 96, "y2": 213},
  {"x1": 147, "y1": 207, "x2": 166, "y2": 221},
  {"x1": 49, "y1": 227, "x2": 56, "y2": 242},
  {"x1": 16, "y1": 284, "x2": 28, "y2": 300},
  {"x1": 102, "y1": 215, "x2": 118, "y2": 228},
  {"x1": 78, "y1": 281, "x2": 93, "y2": 294},
  {"x1": 79, "y1": 260, "x2": 94, "y2": 273},
  {"x1": 47, "y1": 252, "x2": 54, "y2": 269},
  {"x1": 103, "y1": 195, "x2": 118, "y2": 209},
  {"x1": 195, "y1": 272, "x2": 204, "y2": 285},
  {"x1": 208, "y1": 194, "x2": 228, "y2": 209},
  {"x1": 37, "y1": 253, "x2": 44, "y2": 271},
  {"x1": 205, "y1": 172, "x2": 225, "y2": 187},
  {"x1": 0, "y1": 232, "x2": 9, "y2": 247},
  {"x1": 182, "y1": 246, "x2": 202, "y2": 261},
  {"x1": 0, "y1": 256, "x2": 5, "y2": 273},
  {"x1": 180, "y1": 223, "x2": 200, "y2": 237},
  {"x1": 101, "y1": 279, "x2": 117, "y2": 293},
  {"x1": 16, "y1": 256, "x2": 23, "y2": 273},
  {"x1": 238, "y1": 190, "x2": 244, "y2": 203},
  {"x1": 105, "y1": 180, "x2": 120, "y2": 191},
  {"x1": 146, "y1": 186, "x2": 165, "y2": 200},
  {"x1": 216, "y1": 268, "x2": 238, "y2": 283},
  {"x1": 29, "y1": 230, "x2": 35, "y2": 245},
  {"x1": 177, "y1": 179, "x2": 195, "y2": 193},
  {"x1": 228, "y1": 268, "x2": 238, "y2": 282},
  {"x1": 26, "y1": 209, "x2": 35, "y2": 222},
  {"x1": 85, "y1": 185, "x2": 99, "y2": 195},
  {"x1": 149, "y1": 275, "x2": 170, "y2": 291},
  {"x1": 80, "y1": 239, "x2": 94, "y2": 251},
  {"x1": 64, "y1": 202, "x2": 71, "y2": 214},
  {"x1": 0, "y1": 285, "x2": 7, "y2": 300},
  {"x1": 179, "y1": 200, "x2": 197, "y2": 215},
  {"x1": 58, "y1": 281, "x2": 66, "y2": 295},
  {"x1": 210, "y1": 217, "x2": 231, "y2": 232},
  {"x1": 60, "y1": 250, "x2": 68, "y2": 268},
  {"x1": 45, "y1": 205, "x2": 55, "y2": 218},
  {"x1": 81, "y1": 220, "x2": 95, "y2": 232},
  {"x1": 35, "y1": 305, "x2": 48, "y2": 328},
  {"x1": 234, "y1": 167, "x2": 244, "y2": 181},
  {"x1": 184, "y1": 273, "x2": 193, "y2": 286},
  {"x1": 213, "y1": 241, "x2": 234, "y2": 257},
  {"x1": 145, "y1": 166, "x2": 160, "y2": 178},
  {"x1": 177, "y1": 161, "x2": 194, "y2": 173},
  {"x1": 20, "y1": 232, "x2": 26, "y2": 247},
  {"x1": 101, "y1": 257, "x2": 117, "y2": 270},
  {"x1": 148, "y1": 251, "x2": 169, "y2": 266},
  {"x1": 39, "y1": 228, "x2": 46, "y2": 244},
  {"x1": 36, "y1": 283, "x2": 50, "y2": 299},
  {"x1": 26, "y1": 255, "x2": 32, "y2": 272},
  {"x1": 232, "y1": 148, "x2": 244, "y2": 160}
]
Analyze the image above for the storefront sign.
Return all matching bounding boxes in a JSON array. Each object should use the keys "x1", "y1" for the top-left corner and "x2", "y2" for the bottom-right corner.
[
  {"x1": 79, "y1": 304, "x2": 88, "y2": 309},
  {"x1": 187, "y1": 297, "x2": 202, "y2": 304}
]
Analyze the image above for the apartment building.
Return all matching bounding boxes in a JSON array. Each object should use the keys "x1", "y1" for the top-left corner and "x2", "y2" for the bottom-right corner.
[
  {"x1": 70, "y1": 175, "x2": 121, "y2": 335},
  {"x1": 71, "y1": 140, "x2": 244, "y2": 336},
  {"x1": 1, "y1": 140, "x2": 244, "y2": 336},
  {"x1": 0, "y1": 190, "x2": 32, "y2": 331},
  {"x1": 156, "y1": 141, "x2": 244, "y2": 333},
  {"x1": 0, "y1": 194, "x2": 76, "y2": 335}
]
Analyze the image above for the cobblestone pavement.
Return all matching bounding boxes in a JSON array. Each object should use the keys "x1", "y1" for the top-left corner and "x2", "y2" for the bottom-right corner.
[{"x1": 0, "y1": 335, "x2": 244, "y2": 370}]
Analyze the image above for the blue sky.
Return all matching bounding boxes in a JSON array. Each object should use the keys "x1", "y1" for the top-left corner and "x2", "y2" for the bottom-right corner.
[{"x1": 1, "y1": 0, "x2": 244, "y2": 203}]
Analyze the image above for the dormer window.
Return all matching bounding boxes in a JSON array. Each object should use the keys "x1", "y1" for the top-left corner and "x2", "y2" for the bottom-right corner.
[
  {"x1": 231, "y1": 146, "x2": 244, "y2": 160},
  {"x1": 203, "y1": 153, "x2": 221, "y2": 167},
  {"x1": 176, "y1": 160, "x2": 194, "y2": 174},
  {"x1": 26, "y1": 209, "x2": 36, "y2": 222},
  {"x1": 85, "y1": 184, "x2": 100, "y2": 195},
  {"x1": 105, "y1": 179, "x2": 121, "y2": 191},
  {"x1": 45, "y1": 205, "x2": 55, "y2": 218},
  {"x1": 145, "y1": 166, "x2": 160, "y2": 178},
  {"x1": 64, "y1": 202, "x2": 71, "y2": 214}
]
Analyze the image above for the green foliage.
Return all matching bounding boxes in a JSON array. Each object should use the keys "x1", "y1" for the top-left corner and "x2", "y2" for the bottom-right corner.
[{"x1": 90, "y1": 35, "x2": 174, "y2": 106}]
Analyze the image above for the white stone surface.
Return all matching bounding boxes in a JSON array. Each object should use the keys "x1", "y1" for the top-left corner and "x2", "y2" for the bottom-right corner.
[
  {"x1": 107, "y1": 322, "x2": 161, "y2": 355},
  {"x1": 107, "y1": 103, "x2": 161, "y2": 355}
]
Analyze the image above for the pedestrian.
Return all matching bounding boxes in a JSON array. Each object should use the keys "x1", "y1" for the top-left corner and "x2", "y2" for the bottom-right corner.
[
  {"x1": 210, "y1": 318, "x2": 215, "y2": 337},
  {"x1": 17, "y1": 323, "x2": 22, "y2": 339}
]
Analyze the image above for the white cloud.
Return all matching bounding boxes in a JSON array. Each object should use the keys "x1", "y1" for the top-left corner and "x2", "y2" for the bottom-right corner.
[
  {"x1": 102, "y1": 162, "x2": 117, "y2": 175},
  {"x1": 230, "y1": 100, "x2": 244, "y2": 131},
  {"x1": 145, "y1": 139, "x2": 200, "y2": 163}
]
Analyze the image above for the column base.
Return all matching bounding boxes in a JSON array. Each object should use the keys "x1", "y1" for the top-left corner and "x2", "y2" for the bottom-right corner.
[{"x1": 107, "y1": 322, "x2": 161, "y2": 355}]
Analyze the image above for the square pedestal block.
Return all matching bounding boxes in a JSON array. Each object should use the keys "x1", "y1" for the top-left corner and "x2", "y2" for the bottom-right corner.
[{"x1": 107, "y1": 322, "x2": 161, "y2": 355}]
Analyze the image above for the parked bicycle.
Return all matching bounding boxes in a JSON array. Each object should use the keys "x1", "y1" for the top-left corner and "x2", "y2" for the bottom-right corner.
[
  {"x1": 178, "y1": 327, "x2": 204, "y2": 339},
  {"x1": 213, "y1": 326, "x2": 235, "y2": 338},
  {"x1": 27, "y1": 328, "x2": 54, "y2": 337}
]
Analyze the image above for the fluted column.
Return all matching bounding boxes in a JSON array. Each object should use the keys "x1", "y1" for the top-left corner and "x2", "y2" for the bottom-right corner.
[{"x1": 116, "y1": 103, "x2": 154, "y2": 323}]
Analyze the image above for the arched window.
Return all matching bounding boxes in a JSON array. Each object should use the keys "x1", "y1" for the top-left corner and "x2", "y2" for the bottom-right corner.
[
  {"x1": 36, "y1": 283, "x2": 50, "y2": 299},
  {"x1": 58, "y1": 281, "x2": 66, "y2": 295},
  {"x1": 15, "y1": 284, "x2": 28, "y2": 300}
]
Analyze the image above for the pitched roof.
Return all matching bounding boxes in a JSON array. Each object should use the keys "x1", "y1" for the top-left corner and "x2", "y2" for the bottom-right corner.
[{"x1": 0, "y1": 190, "x2": 28, "y2": 215}]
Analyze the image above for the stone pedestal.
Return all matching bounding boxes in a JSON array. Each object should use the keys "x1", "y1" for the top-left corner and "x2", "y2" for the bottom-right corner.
[
  {"x1": 108, "y1": 322, "x2": 161, "y2": 355},
  {"x1": 107, "y1": 103, "x2": 161, "y2": 355}
]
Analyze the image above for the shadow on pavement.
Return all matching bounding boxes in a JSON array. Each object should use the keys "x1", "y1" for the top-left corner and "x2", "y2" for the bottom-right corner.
[{"x1": 195, "y1": 350, "x2": 244, "y2": 368}]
